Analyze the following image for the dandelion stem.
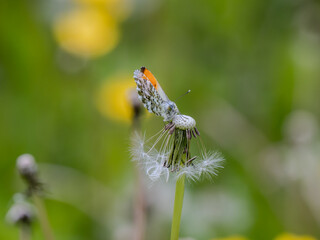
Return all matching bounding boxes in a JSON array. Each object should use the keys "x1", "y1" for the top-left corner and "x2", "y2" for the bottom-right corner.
[
  {"x1": 170, "y1": 174, "x2": 186, "y2": 240},
  {"x1": 133, "y1": 166, "x2": 146, "y2": 240},
  {"x1": 33, "y1": 196, "x2": 55, "y2": 240},
  {"x1": 19, "y1": 225, "x2": 31, "y2": 240}
]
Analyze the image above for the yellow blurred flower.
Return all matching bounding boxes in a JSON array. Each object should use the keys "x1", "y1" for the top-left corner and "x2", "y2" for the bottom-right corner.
[
  {"x1": 53, "y1": 7, "x2": 119, "y2": 58},
  {"x1": 73, "y1": 0, "x2": 132, "y2": 21},
  {"x1": 211, "y1": 236, "x2": 249, "y2": 240},
  {"x1": 95, "y1": 75, "x2": 138, "y2": 123},
  {"x1": 274, "y1": 233, "x2": 317, "y2": 240}
]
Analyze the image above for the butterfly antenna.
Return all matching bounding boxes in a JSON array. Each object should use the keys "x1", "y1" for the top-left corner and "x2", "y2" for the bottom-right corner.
[{"x1": 174, "y1": 90, "x2": 191, "y2": 102}]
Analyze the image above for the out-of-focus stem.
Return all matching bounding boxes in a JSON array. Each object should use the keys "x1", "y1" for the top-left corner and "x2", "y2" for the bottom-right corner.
[
  {"x1": 132, "y1": 108, "x2": 146, "y2": 240},
  {"x1": 133, "y1": 167, "x2": 146, "y2": 240},
  {"x1": 33, "y1": 196, "x2": 54, "y2": 240},
  {"x1": 19, "y1": 225, "x2": 31, "y2": 240},
  {"x1": 170, "y1": 174, "x2": 186, "y2": 240}
]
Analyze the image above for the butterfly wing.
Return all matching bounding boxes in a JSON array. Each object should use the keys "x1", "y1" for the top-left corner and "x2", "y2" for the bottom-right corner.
[
  {"x1": 134, "y1": 67, "x2": 165, "y2": 117},
  {"x1": 134, "y1": 67, "x2": 179, "y2": 120},
  {"x1": 139, "y1": 67, "x2": 170, "y2": 101}
]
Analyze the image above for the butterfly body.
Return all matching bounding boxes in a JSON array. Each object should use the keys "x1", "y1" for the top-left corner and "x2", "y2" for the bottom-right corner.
[{"x1": 134, "y1": 67, "x2": 179, "y2": 121}]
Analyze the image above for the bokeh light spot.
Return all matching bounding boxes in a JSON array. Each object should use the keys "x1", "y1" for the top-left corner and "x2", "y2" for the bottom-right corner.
[{"x1": 53, "y1": 7, "x2": 119, "y2": 58}]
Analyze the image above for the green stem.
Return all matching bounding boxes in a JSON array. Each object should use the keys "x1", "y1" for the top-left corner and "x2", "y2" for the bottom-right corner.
[
  {"x1": 19, "y1": 224, "x2": 31, "y2": 240},
  {"x1": 133, "y1": 166, "x2": 146, "y2": 240},
  {"x1": 170, "y1": 174, "x2": 186, "y2": 240},
  {"x1": 33, "y1": 196, "x2": 55, "y2": 240}
]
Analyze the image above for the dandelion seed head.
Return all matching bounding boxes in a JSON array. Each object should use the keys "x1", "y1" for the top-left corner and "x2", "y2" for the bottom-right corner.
[
  {"x1": 16, "y1": 154, "x2": 43, "y2": 196},
  {"x1": 173, "y1": 114, "x2": 196, "y2": 130},
  {"x1": 16, "y1": 154, "x2": 37, "y2": 177},
  {"x1": 131, "y1": 130, "x2": 224, "y2": 182},
  {"x1": 6, "y1": 194, "x2": 34, "y2": 225}
]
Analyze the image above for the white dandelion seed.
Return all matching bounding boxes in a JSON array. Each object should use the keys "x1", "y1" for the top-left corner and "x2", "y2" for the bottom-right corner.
[{"x1": 131, "y1": 114, "x2": 224, "y2": 182}]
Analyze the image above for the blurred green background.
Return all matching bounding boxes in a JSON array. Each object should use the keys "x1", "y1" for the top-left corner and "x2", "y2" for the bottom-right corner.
[{"x1": 1, "y1": 0, "x2": 320, "y2": 239}]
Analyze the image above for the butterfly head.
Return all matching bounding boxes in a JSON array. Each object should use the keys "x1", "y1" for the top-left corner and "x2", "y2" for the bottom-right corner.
[{"x1": 163, "y1": 100, "x2": 179, "y2": 122}]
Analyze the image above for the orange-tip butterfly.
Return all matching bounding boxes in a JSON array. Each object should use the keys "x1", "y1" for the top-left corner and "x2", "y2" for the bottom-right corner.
[{"x1": 134, "y1": 67, "x2": 180, "y2": 121}]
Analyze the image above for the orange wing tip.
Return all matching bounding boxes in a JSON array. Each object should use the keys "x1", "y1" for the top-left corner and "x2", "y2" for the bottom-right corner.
[{"x1": 140, "y1": 66, "x2": 158, "y2": 89}]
